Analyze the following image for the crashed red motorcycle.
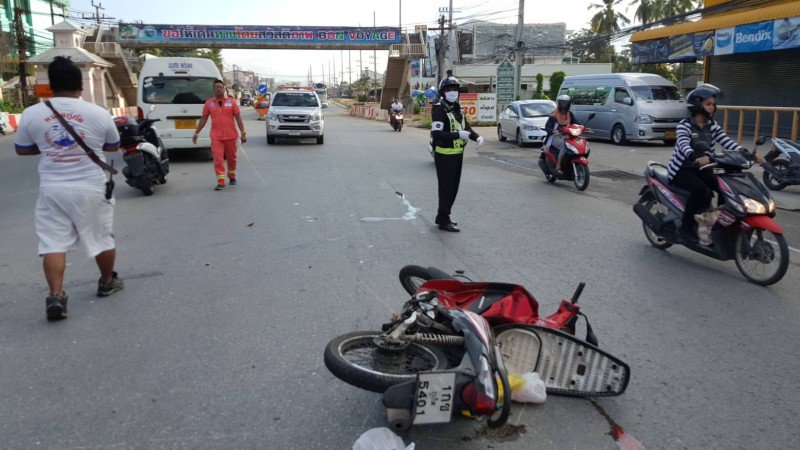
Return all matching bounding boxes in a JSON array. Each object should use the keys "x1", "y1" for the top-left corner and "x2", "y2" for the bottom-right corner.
[{"x1": 324, "y1": 266, "x2": 629, "y2": 431}]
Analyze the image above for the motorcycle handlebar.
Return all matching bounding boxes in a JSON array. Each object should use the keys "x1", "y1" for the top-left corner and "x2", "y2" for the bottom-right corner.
[{"x1": 570, "y1": 282, "x2": 586, "y2": 304}]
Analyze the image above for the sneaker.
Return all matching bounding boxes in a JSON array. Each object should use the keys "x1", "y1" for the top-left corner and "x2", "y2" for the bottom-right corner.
[
  {"x1": 229, "y1": 178, "x2": 237, "y2": 185},
  {"x1": 97, "y1": 272, "x2": 124, "y2": 297},
  {"x1": 214, "y1": 182, "x2": 226, "y2": 191},
  {"x1": 46, "y1": 293, "x2": 68, "y2": 321}
]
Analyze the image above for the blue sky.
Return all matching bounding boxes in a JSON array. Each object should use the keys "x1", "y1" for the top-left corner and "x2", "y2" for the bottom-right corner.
[{"x1": 69, "y1": 0, "x2": 611, "y2": 82}]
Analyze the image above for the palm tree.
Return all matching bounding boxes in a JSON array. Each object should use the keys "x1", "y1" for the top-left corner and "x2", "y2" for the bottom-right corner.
[
  {"x1": 591, "y1": 0, "x2": 631, "y2": 34},
  {"x1": 629, "y1": 0, "x2": 699, "y2": 25},
  {"x1": 659, "y1": 0, "x2": 699, "y2": 20}
]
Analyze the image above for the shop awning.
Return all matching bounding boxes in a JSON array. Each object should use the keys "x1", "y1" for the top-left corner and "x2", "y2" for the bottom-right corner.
[{"x1": 631, "y1": 1, "x2": 800, "y2": 42}]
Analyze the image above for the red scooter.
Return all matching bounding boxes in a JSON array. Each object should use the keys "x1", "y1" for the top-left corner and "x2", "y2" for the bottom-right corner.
[
  {"x1": 539, "y1": 124, "x2": 592, "y2": 190},
  {"x1": 398, "y1": 265, "x2": 629, "y2": 397}
]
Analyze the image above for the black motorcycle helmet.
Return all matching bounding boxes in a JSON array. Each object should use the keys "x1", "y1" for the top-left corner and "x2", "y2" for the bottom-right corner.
[
  {"x1": 687, "y1": 84, "x2": 723, "y2": 118},
  {"x1": 438, "y1": 70, "x2": 461, "y2": 97},
  {"x1": 556, "y1": 94, "x2": 571, "y2": 112},
  {"x1": 114, "y1": 115, "x2": 142, "y2": 147}
]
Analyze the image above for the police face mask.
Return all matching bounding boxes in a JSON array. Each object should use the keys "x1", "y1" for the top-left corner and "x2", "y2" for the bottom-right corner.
[{"x1": 444, "y1": 91, "x2": 459, "y2": 103}]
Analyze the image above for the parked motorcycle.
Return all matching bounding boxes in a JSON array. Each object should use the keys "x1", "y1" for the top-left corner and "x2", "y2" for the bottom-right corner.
[
  {"x1": 114, "y1": 107, "x2": 169, "y2": 196},
  {"x1": 397, "y1": 265, "x2": 629, "y2": 397},
  {"x1": 390, "y1": 109, "x2": 404, "y2": 132},
  {"x1": 762, "y1": 137, "x2": 800, "y2": 191},
  {"x1": 539, "y1": 123, "x2": 592, "y2": 191},
  {"x1": 633, "y1": 139, "x2": 789, "y2": 286},
  {"x1": 324, "y1": 293, "x2": 512, "y2": 430}
]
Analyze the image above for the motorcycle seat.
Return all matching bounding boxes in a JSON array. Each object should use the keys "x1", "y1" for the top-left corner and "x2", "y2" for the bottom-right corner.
[{"x1": 646, "y1": 162, "x2": 692, "y2": 199}]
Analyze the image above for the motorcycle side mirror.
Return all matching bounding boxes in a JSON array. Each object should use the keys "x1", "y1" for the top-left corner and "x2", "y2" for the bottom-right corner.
[
  {"x1": 588, "y1": 113, "x2": 596, "y2": 121},
  {"x1": 622, "y1": 97, "x2": 633, "y2": 106},
  {"x1": 149, "y1": 104, "x2": 156, "y2": 113},
  {"x1": 755, "y1": 136, "x2": 767, "y2": 146},
  {"x1": 693, "y1": 141, "x2": 711, "y2": 153}
]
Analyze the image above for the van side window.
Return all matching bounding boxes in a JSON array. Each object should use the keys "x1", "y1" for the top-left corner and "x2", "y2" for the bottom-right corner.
[
  {"x1": 562, "y1": 86, "x2": 611, "y2": 106},
  {"x1": 614, "y1": 88, "x2": 631, "y2": 104}
]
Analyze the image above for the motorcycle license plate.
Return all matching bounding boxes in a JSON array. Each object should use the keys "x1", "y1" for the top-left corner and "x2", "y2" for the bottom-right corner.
[
  {"x1": 174, "y1": 119, "x2": 196, "y2": 129},
  {"x1": 664, "y1": 130, "x2": 676, "y2": 139},
  {"x1": 412, "y1": 372, "x2": 456, "y2": 425}
]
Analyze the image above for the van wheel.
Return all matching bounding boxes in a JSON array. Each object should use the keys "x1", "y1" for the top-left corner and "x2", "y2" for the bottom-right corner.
[
  {"x1": 267, "y1": 135, "x2": 275, "y2": 145},
  {"x1": 611, "y1": 124, "x2": 628, "y2": 146}
]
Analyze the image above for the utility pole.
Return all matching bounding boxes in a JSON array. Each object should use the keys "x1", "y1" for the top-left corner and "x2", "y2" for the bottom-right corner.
[
  {"x1": 13, "y1": 6, "x2": 28, "y2": 107},
  {"x1": 373, "y1": 11, "x2": 377, "y2": 101},
  {"x1": 348, "y1": 50, "x2": 352, "y2": 85},
  {"x1": 82, "y1": 1, "x2": 111, "y2": 25},
  {"x1": 513, "y1": 0, "x2": 524, "y2": 101},
  {"x1": 436, "y1": 14, "x2": 446, "y2": 85},
  {"x1": 340, "y1": 50, "x2": 344, "y2": 88}
]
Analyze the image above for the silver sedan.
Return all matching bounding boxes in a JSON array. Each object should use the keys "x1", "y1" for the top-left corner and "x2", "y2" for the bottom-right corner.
[{"x1": 497, "y1": 100, "x2": 556, "y2": 147}]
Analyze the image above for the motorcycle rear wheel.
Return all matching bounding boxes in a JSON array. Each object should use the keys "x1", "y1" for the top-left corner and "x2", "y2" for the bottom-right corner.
[
  {"x1": 734, "y1": 229, "x2": 789, "y2": 286},
  {"x1": 762, "y1": 159, "x2": 789, "y2": 191},
  {"x1": 324, "y1": 331, "x2": 450, "y2": 393},
  {"x1": 399, "y1": 265, "x2": 455, "y2": 296},
  {"x1": 642, "y1": 199, "x2": 672, "y2": 250}
]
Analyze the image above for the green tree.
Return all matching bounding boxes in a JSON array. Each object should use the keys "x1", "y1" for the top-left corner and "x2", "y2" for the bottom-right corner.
[
  {"x1": 549, "y1": 71, "x2": 566, "y2": 98},
  {"x1": 567, "y1": 29, "x2": 614, "y2": 63},
  {"x1": 589, "y1": 0, "x2": 629, "y2": 63},
  {"x1": 533, "y1": 73, "x2": 549, "y2": 99}
]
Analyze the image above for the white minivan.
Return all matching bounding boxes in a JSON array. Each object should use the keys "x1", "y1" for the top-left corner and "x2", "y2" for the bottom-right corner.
[
  {"x1": 558, "y1": 73, "x2": 687, "y2": 146},
  {"x1": 137, "y1": 57, "x2": 222, "y2": 150}
]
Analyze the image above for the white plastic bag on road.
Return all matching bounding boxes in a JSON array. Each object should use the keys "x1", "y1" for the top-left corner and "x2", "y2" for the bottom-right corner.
[
  {"x1": 353, "y1": 427, "x2": 415, "y2": 450},
  {"x1": 511, "y1": 372, "x2": 547, "y2": 404}
]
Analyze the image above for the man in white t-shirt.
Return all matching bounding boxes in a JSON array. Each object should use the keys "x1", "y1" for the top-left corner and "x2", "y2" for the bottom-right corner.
[{"x1": 15, "y1": 56, "x2": 124, "y2": 321}]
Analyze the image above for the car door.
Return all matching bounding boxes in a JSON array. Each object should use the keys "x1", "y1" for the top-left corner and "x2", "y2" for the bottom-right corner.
[{"x1": 501, "y1": 106, "x2": 517, "y2": 138}]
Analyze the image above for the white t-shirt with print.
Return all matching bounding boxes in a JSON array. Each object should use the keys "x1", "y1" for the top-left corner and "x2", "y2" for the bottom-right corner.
[
  {"x1": 15, "y1": 97, "x2": 120, "y2": 187},
  {"x1": 391, "y1": 102, "x2": 403, "y2": 111}
]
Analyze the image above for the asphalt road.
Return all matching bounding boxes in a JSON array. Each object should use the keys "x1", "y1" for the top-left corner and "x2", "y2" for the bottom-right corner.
[{"x1": 1, "y1": 106, "x2": 798, "y2": 449}]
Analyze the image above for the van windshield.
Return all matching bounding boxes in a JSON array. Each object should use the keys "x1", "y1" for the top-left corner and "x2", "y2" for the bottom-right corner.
[
  {"x1": 631, "y1": 85, "x2": 684, "y2": 101},
  {"x1": 142, "y1": 76, "x2": 216, "y2": 104},
  {"x1": 272, "y1": 92, "x2": 319, "y2": 107}
]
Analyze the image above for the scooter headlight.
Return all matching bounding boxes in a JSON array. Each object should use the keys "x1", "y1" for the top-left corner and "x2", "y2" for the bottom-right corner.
[
  {"x1": 768, "y1": 199, "x2": 776, "y2": 213},
  {"x1": 742, "y1": 197, "x2": 767, "y2": 214}
]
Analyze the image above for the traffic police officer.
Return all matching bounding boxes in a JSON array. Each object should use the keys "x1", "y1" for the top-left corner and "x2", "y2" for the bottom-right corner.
[{"x1": 431, "y1": 73, "x2": 484, "y2": 232}]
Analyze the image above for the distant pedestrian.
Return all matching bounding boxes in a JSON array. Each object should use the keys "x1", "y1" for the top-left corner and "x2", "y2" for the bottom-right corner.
[
  {"x1": 192, "y1": 79, "x2": 247, "y2": 190},
  {"x1": 15, "y1": 56, "x2": 124, "y2": 321}
]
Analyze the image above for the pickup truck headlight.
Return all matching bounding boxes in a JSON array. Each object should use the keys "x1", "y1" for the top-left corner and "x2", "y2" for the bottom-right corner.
[
  {"x1": 267, "y1": 111, "x2": 277, "y2": 121},
  {"x1": 635, "y1": 114, "x2": 654, "y2": 124},
  {"x1": 310, "y1": 113, "x2": 322, "y2": 121}
]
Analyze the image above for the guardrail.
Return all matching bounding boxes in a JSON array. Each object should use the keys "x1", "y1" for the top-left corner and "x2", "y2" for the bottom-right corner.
[
  {"x1": 718, "y1": 105, "x2": 800, "y2": 145},
  {"x1": 388, "y1": 44, "x2": 427, "y2": 58}
]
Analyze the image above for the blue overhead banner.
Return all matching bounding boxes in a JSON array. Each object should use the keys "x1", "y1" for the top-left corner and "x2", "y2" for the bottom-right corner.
[
  {"x1": 118, "y1": 24, "x2": 402, "y2": 49},
  {"x1": 733, "y1": 21, "x2": 774, "y2": 54}
]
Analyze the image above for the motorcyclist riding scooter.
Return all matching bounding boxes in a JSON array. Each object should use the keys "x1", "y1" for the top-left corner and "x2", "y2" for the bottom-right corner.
[
  {"x1": 667, "y1": 84, "x2": 764, "y2": 242},
  {"x1": 390, "y1": 97, "x2": 404, "y2": 131},
  {"x1": 545, "y1": 95, "x2": 587, "y2": 177}
]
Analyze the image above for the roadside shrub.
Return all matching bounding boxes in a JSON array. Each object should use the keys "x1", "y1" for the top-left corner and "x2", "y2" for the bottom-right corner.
[
  {"x1": 418, "y1": 119, "x2": 432, "y2": 129},
  {"x1": 0, "y1": 99, "x2": 23, "y2": 114},
  {"x1": 357, "y1": 94, "x2": 368, "y2": 102},
  {"x1": 549, "y1": 71, "x2": 566, "y2": 99}
]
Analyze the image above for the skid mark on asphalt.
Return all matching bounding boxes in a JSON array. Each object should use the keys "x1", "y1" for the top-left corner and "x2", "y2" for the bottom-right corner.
[
  {"x1": 590, "y1": 399, "x2": 646, "y2": 450},
  {"x1": 360, "y1": 191, "x2": 421, "y2": 222}
]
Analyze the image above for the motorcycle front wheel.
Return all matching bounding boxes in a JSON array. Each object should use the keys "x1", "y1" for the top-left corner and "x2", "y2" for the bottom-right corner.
[
  {"x1": 573, "y1": 163, "x2": 590, "y2": 191},
  {"x1": 399, "y1": 265, "x2": 455, "y2": 296},
  {"x1": 324, "y1": 331, "x2": 450, "y2": 393},
  {"x1": 734, "y1": 229, "x2": 789, "y2": 286}
]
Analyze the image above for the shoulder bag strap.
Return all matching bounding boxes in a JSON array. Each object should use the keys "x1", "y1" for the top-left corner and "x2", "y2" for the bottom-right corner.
[{"x1": 44, "y1": 100, "x2": 118, "y2": 175}]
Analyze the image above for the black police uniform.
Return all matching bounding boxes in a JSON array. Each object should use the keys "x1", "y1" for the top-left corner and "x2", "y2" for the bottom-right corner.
[{"x1": 430, "y1": 98, "x2": 479, "y2": 228}]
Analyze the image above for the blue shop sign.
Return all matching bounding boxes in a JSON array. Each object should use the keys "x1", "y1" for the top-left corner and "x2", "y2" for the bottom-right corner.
[{"x1": 733, "y1": 21, "x2": 774, "y2": 54}]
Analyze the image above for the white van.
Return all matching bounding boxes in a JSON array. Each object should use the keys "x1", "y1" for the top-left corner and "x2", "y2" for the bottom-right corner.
[
  {"x1": 137, "y1": 57, "x2": 222, "y2": 150},
  {"x1": 558, "y1": 73, "x2": 687, "y2": 145}
]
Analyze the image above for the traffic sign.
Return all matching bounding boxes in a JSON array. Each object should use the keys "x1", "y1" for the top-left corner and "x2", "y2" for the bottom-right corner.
[
  {"x1": 496, "y1": 59, "x2": 515, "y2": 112},
  {"x1": 257, "y1": 84, "x2": 268, "y2": 94}
]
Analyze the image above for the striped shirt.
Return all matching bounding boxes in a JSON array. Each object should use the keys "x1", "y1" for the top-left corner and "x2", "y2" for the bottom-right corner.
[{"x1": 667, "y1": 118, "x2": 743, "y2": 181}]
